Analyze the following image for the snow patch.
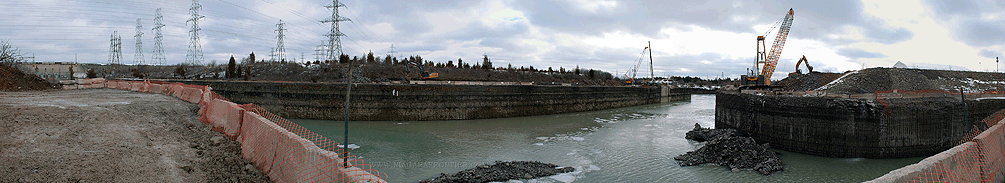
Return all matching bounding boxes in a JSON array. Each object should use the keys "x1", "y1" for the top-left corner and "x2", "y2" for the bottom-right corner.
[{"x1": 336, "y1": 144, "x2": 361, "y2": 149}]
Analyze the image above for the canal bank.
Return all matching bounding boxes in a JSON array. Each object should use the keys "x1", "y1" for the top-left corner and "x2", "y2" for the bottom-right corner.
[
  {"x1": 173, "y1": 80, "x2": 690, "y2": 121},
  {"x1": 293, "y1": 94, "x2": 924, "y2": 182}
]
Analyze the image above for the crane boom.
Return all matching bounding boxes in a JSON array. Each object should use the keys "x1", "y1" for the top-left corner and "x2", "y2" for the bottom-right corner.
[{"x1": 760, "y1": 8, "x2": 794, "y2": 85}]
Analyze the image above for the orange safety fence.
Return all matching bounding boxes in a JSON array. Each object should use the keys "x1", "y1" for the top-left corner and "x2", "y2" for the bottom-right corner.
[
  {"x1": 88, "y1": 80, "x2": 387, "y2": 183},
  {"x1": 874, "y1": 107, "x2": 1005, "y2": 183}
]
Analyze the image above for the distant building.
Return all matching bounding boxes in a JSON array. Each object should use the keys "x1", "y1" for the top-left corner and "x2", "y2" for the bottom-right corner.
[{"x1": 26, "y1": 62, "x2": 85, "y2": 80}]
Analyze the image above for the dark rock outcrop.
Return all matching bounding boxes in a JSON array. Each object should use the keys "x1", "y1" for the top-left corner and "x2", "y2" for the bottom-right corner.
[
  {"x1": 675, "y1": 123, "x2": 784, "y2": 175},
  {"x1": 420, "y1": 161, "x2": 574, "y2": 183}
]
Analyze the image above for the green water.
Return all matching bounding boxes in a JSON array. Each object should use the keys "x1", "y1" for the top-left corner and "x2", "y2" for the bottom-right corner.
[{"x1": 292, "y1": 94, "x2": 924, "y2": 182}]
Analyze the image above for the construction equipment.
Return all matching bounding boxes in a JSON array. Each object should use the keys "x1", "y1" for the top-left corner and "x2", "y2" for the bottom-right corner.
[
  {"x1": 742, "y1": 8, "x2": 794, "y2": 88},
  {"x1": 793, "y1": 55, "x2": 813, "y2": 74},
  {"x1": 625, "y1": 41, "x2": 654, "y2": 85},
  {"x1": 407, "y1": 60, "x2": 438, "y2": 80}
]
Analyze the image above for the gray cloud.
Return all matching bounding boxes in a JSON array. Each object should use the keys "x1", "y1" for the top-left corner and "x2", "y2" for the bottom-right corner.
[
  {"x1": 838, "y1": 48, "x2": 885, "y2": 59},
  {"x1": 923, "y1": 0, "x2": 1005, "y2": 48},
  {"x1": 980, "y1": 49, "x2": 999, "y2": 59}
]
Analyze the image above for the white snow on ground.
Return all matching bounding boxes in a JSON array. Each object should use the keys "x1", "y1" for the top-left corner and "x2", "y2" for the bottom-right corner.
[
  {"x1": 549, "y1": 174, "x2": 576, "y2": 183},
  {"x1": 815, "y1": 70, "x2": 858, "y2": 91},
  {"x1": 976, "y1": 97, "x2": 1005, "y2": 101},
  {"x1": 570, "y1": 137, "x2": 584, "y2": 141}
]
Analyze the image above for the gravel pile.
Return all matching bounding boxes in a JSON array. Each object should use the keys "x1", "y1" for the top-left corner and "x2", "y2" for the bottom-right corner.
[
  {"x1": 815, "y1": 68, "x2": 1005, "y2": 94},
  {"x1": 675, "y1": 124, "x2": 784, "y2": 175},
  {"x1": 775, "y1": 72, "x2": 846, "y2": 91},
  {"x1": 420, "y1": 161, "x2": 574, "y2": 183}
]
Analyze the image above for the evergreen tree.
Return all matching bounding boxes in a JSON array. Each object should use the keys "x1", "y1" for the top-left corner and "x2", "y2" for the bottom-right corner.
[
  {"x1": 482, "y1": 54, "x2": 492, "y2": 70},
  {"x1": 227, "y1": 56, "x2": 236, "y2": 78}
]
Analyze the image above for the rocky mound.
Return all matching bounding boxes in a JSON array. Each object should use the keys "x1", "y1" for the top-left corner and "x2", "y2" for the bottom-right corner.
[
  {"x1": 815, "y1": 67, "x2": 1005, "y2": 94},
  {"x1": 420, "y1": 161, "x2": 574, "y2": 183},
  {"x1": 0, "y1": 64, "x2": 58, "y2": 91},
  {"x1": 675, "y1": 124, "x2": 784, "y2": 175},
  {"x1": 685, "y1": 123, "x2": 737, "y2": 142},
  {"x1": 775, "y1": 71, "x2": 846, "y2": 91}
]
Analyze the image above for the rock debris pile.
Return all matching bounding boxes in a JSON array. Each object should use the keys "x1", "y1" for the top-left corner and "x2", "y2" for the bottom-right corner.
[
  {"x1": 675, "y1": 123, "x2": 784, "y2": 175},
  {"x1": 420, "y1": 161, "x2": 574, "y2": 183},
  {"x1": 813, "y1": 68, "x2": 1005, "y2": 94}
]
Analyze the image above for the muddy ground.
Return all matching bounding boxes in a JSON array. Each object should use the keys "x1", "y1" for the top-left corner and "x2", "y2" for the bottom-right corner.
[{"x1": 0, "y1": 89, "x2": 269, "y2": 182}]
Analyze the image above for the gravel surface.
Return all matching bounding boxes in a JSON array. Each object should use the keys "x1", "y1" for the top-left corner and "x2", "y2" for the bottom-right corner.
[
  {"x1": 419, "y1": 161, "x2": 575, "y2": 183},
  {"x1": 0, "y1": 89, "x2": 270, "y2": 182},
  {"x1": 675, "y1": 124, "x2": 784, "y2": 175},
  {"x1": 815, "y1": 68, "x2": 1005, "y2": 94},
  {"x1": 775, "y1": 71, "x2": 846, "y2": 91}
]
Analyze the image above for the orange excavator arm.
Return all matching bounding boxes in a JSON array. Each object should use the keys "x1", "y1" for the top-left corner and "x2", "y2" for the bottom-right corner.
[{"x1": 795, "y1": 55, "x2": 813, "y2": 73}]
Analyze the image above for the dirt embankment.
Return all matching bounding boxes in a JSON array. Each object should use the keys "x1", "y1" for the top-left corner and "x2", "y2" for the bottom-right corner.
[
  {"x1": 0, "y1": 64, "x2": 58, "y2": 91},
  {"x1": 0, "y1": 89, "x2": 269, "y2": 182}
]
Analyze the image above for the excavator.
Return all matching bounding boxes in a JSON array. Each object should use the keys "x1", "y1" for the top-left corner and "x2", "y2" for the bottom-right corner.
[
  {"x1": 788, "y1": 55, "x2": 814, "y2": 76},
  {"x1": 742, "y1": 8, "x2": 794, "y2": 89},
  {"x1": 407, "y1": 60, "x2": 438, "y2": 80}
]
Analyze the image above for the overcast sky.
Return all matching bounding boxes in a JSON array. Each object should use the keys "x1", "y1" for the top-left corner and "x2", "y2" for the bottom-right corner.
[{"x1": 1, "y1": 0, "x2": 1002, "y2": 79}]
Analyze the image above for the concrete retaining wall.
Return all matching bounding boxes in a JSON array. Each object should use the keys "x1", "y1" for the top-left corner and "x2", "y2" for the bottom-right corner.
[
  {"x1": 178, "y1": 80, "x2": 691, "y2": 121},
  {"x1": 715, "y1": 91, "x2": 1005, "y2": 158}
]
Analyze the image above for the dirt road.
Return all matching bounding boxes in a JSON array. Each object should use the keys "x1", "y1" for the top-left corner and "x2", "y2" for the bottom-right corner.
[{"x1": 0, "y1": 89, "x2": 269, "y2": 182}]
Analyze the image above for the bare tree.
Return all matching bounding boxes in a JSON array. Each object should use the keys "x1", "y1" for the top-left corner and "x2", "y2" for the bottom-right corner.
[{"x1": 0, "y1": 39, "x2": 23, "y2": 66}]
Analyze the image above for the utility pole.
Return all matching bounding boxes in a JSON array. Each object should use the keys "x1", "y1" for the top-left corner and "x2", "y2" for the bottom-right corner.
[
  {"x1": 109, "y1": 31, "x2": 122, "y2": 65},
  {"x1": 186, "y1": 0, "x2": 205, "y2": 65},
  {"x1": 322, "y1": 0, "x2": 350, "y2": 62},
  {"x1": 134, "y1": 18, "x2": 145, "y2": 65},
  {"x1": 151, "y1": 8, "x2": 166, "y2": 65}
]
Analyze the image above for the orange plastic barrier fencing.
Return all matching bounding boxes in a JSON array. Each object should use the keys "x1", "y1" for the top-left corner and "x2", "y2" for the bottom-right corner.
[
  {"x1": 116, "y1": 81, "x2": 130, "y2": 90},
  {"x1": 975, "y1": 124, "x2": 1004, "y2": 182},
  {"x1": 204, "y1": 99, "x2": 244, "y2": 138},
  {"x1": 148, "y1": 84, "x2": 162, "y2": 94}
]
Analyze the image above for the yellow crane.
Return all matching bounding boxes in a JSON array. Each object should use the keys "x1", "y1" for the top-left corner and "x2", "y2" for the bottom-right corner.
[{"x1": 742, "y1": 8, "x2": 794, "y2": 88}]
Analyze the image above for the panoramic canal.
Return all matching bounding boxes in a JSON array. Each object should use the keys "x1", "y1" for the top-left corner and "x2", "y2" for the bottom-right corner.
[{"x1": 293, "y1": 94, "x2": 924, "y2": 182}]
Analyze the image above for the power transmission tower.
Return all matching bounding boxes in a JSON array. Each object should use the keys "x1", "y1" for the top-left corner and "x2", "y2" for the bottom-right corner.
[
  {"x1": 387, "y1": 44, "x2": 397, "y2": 57},
  {"x1": 151, "y1": 8, "x2": 166, "y2": 65},
  {"x1": 134, "y1": 18, "x2": 145, "y2": 65},
  {"x1": 186, "y1": 0, "x2": 205, "y2": 65},
  {"x1": 321, "y1": 0, "x2": 350, "y2": 62},
  {"x1": 108, "y1": 31, "x2": 122, "y2": 65},
  {"x1": 313, "y1": 41, "x2": 325, "y2": 62},
  {"x1": 272, "y1": 20, "x2": 287, "y2": 62}
]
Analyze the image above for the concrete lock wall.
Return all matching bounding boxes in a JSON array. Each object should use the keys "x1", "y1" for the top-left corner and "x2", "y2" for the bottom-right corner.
[
  {"x1": 715, "y1": 91, "x2": 1005, "y2": 158},
  {"x1": 72, "y1": 80, "x2": 387, "y2": 183},
  {"x1": 177, "y1": 80, "x2": 691, "y2": 121}
]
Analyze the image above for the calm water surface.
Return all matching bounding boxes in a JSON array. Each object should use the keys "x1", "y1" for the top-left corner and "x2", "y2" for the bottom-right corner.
[{"x1": 292, "y1": 94, "x2": 924, "y2": 182}]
